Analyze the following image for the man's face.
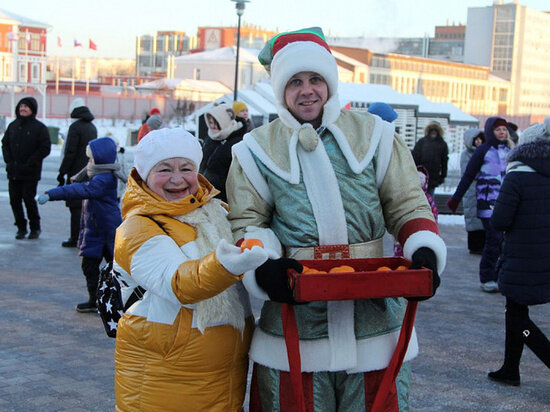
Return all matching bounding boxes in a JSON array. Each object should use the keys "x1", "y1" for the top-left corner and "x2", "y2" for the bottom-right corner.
[
  {"x1": 429, "y1": 130, "x2": 438, "y2": 138},
  {"x1": 19, "y1": 103, "x2": 32, "y2": 117},
  {"x1": 284, "y1": 71, "x2": 328, "y2": 128},
  {"x1": 494, "y1": 126, "x2": 508, "y2": 141}
]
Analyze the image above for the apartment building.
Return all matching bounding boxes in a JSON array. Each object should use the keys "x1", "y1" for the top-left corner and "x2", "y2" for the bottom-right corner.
[{"x1": 464, "y1": 1, "x2": 550, "y2": 116}]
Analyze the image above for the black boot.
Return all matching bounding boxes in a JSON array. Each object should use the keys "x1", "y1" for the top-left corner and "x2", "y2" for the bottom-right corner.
[
  {"x1": 77, "y1": 257, "x2": 101, "y2": 313},
  {"x1": 61, "y1": 239, "x2": 77, "y2": 247},
  {"x1": 15, "y1": 229, "x2": 27, "y2": 240},
  {"x1": 488, "y1": 305, "x2": 523, "y2": 386},
  {"x1": 522, "y1": 319, "x2": 550, "y2": 369},
  {"x1": 75, "y1": 300, "x2": 98, "y2": 313}
]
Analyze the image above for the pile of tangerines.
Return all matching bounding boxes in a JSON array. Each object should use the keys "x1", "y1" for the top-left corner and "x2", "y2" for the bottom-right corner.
[{"x1": 240, "y1": 238, "x2": 408, "y2": 274}]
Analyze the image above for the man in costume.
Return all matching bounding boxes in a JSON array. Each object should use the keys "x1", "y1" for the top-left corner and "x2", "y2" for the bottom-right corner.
[{"x1": 226, "y1": 27, "x2": 446, "y2": 411}]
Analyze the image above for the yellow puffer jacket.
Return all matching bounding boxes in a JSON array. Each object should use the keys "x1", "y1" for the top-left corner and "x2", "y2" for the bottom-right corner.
[{"x1": 114, "y1": 169, "x2": 253, "y2": 412}]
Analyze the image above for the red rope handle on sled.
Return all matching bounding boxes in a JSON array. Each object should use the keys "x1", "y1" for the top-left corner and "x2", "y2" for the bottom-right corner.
[
  {"x1": 282, "y1": 304, "x2": 306, "y2": 412},
  {"x1": 282, "y1": 301, "x2": 418, "y2": 412},
  {"x1": 371, "y1": 301, "x2": 418, "y2": 412}
]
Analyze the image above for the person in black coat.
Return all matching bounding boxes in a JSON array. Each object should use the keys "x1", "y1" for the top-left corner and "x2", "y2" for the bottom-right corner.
[
  {"x1": 412, "y1": 122, "x2": 449, "y2": 197},
  {"x1": 200, "y1": 103, "x2": 246, "y2": 202},
  {"x1": 488, "y1": 117, "x2": 550, "y2": 386},
  {"x1": 1, "y1": 97, "x2": 51, "y2": 239},
  {"x1": 57, "y1": 98, "x2": 97, "y2": 247}
]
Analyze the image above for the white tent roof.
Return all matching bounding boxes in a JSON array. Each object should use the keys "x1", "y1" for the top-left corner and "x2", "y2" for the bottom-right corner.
[
  {"x1": 136, "y1": 78, "x2": 231, "y2": 93},
  {"x1": 175, "y1": 46, "x2": 259, "y2": 64},
  {"x1": 194, "y1": 80, "x2": 477, "y2": 124},
  {"x1": 337, "y1": 82, "x2": 478, "y2": 122}
]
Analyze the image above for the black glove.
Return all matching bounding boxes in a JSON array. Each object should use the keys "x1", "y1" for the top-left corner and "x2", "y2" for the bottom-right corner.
[
  {"x1": 255, "y1": 258, "x2": 303, "y2": 304},
  {"x1": 57, "y1": 173, "x2": 65, "y2": 187},
  {"x1": 408, "y1": 247, "x2": 440, "y2": 301}
]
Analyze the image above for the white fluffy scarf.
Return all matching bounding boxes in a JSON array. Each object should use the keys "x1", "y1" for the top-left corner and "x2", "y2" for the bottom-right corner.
[{"x1": 174, "y1": 199, "x2": 245, "y2": 335}]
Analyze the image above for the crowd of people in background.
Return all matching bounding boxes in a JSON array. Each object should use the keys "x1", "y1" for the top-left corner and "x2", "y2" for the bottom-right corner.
[{"x1": 1, "y1": 26, "x2": 549, "y2": 410}]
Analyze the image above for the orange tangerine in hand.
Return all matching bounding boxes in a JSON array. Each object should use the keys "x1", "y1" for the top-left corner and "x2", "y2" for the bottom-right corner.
[
  {"x1": 376, "y1": 266, "x2": 392, "y2": 271},
  {"x1": 240, "y1": 238, "x2": 264, "y2": 251},
  {"x1": 329, "y1": 265, "x2": 356, "y2": 273}
]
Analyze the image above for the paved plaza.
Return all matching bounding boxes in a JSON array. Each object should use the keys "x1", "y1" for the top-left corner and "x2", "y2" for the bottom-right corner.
[{"x1": 0, "y1": 155, "x2": 548, "y2": 410}]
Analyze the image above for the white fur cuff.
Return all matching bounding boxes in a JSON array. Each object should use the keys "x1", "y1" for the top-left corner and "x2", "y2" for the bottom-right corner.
[{"x1": 402, "y1": 230, "x2": 447, "y2": 274}]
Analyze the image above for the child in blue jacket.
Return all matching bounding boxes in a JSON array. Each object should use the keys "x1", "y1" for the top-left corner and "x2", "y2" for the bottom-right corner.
[{"x1": 38, "y1": 137, "x2": 124, "y2": 312}]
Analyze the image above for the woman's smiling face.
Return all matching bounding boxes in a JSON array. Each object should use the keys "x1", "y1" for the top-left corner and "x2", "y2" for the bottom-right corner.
[{"x1": 146, "y1": 157, "x2": 199, "y2": 201}]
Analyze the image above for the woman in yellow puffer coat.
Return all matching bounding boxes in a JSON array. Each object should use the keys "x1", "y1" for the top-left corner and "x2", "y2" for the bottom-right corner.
[{"x1": 113, "y1": 128, "x2": 268, "y2": 411}]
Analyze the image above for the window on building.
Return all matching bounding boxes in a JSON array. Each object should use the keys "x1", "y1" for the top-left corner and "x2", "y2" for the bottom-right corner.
[
  {"x1": 141, "y1": 38, "x2": 152, "y2": 52},
  {"x1": 18, "y1": 63, "x2": 26, "y2": 81},
  {"x1": 31, "y1": 64, "x2": 39, "y2": 83}
]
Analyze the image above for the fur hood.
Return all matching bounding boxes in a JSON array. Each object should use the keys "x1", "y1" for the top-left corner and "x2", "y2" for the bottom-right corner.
[
  {"x1": 424, "y1": 122, "x2": 444, "y2": 138},
  {"x1": 507, "y1": 138, "x2": 550, "y2": 177},
  {"x1": 463, "y1": 128, "x2": 483, "y2": 152}
]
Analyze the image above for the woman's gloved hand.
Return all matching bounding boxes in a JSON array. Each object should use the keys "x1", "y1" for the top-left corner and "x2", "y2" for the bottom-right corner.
[
  {"x1": 216, "y1": 238, "x2": 268, "y2": 276},
  {"x1": 407, "y1": 247, "x2": 440, "y2": 301},
  {"x1": 446, "y1": 197, "x2": 460, "y2": 214},
  {"x1": 255, "y1": 258, "x2": 303, "y2": 304}
]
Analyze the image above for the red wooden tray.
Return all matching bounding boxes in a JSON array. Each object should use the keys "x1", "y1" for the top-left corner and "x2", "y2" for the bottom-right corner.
[{"x1": 288, "y1": 257, "x2": 432, "y2": 302}]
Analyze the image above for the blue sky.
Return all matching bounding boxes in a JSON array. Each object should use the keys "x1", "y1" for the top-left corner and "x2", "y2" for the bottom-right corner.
[{"x1": 3, "y1": 0, "x2": 548, "y2": 58}]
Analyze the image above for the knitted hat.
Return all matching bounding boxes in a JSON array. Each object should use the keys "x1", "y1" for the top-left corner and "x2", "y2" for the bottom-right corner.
[
  {"x1": 205, "y1": 103, "x2": 242, "y2": 141},
  {"x1": 69, "y1": 97, "x2": 85, "y2": 113},
  {"x1": 493, "y1": 118, "x2": 508, "y2": 129},
  {"x1": 258, "y1": 27, "x2": 340, "y2": 129},
  {"x1": 518, "y1": 117, "x2": 550, "y2": 145},
  {"x1": 146, "y1": 114, "x2": 163, "y2": 131},
  {"x1": 367, "y1": 102, "x2": 398, "y2": 123},
  {"x1": 150, "y1": 107, "x2": 161, "y2": 116},
  {"x1": 232, "y1": 101, "x2": 248, "y2": 115},
  {"x1": 134, "y1": 128, "x2": 203, "y2": 180}
]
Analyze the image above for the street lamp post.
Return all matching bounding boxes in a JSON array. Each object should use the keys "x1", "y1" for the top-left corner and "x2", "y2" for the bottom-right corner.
[{"x1": 231, "y1": 0, "x2": 249, "y2": 101}]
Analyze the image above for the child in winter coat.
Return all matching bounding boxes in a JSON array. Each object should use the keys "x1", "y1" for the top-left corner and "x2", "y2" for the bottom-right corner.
[
  {"x1": 37, "y1": 137, "x2": 124, "y2": 312},
  {"x1": 394, "y1": 166, "x2": 438, "y2": 256},
  {"x1": 200, "y1": 103, "x2": 247, "y2": 202},
  {"x1": 113, "y1": 128, "x2": 268, "y2": 411},
  {"x1": 488, "y1": 116, "x2": 550, "y2": 386}
]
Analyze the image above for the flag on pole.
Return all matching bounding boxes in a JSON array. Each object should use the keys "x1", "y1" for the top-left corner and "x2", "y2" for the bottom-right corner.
[
  {"x1": 26, "y1": 31, "x2": 31, "y2": 45},
  {"x1": 89, "y1": 39, "x2": 97, "y2": 51},
  {"x1": 40, "y1": 32, "x2": 46, "y2": 47},
  {"x1": 7, "y1": 31, "x2": 18, "y2": 41},
  {"x1": 74, "y1": 39, "x2": 82, "y2": 47},
  {"x1": 57, "y1": 36, "x2": 62, "y2": 47}
]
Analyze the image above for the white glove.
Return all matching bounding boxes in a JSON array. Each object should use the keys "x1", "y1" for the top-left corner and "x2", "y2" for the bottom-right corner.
[
  {"x1": 216, "y1": 238, "x2": 268, "y2": 276},
  {"x1": 37, "y1": 193, "x2": 50, "y2": 205}
]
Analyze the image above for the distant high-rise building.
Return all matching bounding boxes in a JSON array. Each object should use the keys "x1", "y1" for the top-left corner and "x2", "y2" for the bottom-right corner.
[
  {"x1": 464, "y1": 1, "x2": 550, "y2": 116},
  {"x1": 136, "y1": 31, "x2": 193, "y2": 76}
]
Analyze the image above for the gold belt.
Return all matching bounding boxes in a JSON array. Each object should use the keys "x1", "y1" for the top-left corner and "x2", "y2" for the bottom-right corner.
[{"x1": 285, "y1": 238, "x2": 383, "y2": 260}]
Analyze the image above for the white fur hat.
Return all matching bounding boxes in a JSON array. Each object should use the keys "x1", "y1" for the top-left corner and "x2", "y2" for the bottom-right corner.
[
  {"x1": 69, "y1": 97, "x2": 85, "y2": 113},
  {"x1": 518, "y1": 117, "x2": 550, "y2": 145},
  {"x1": 134, "y1": 128, "x2": 203, "y2": 180}
]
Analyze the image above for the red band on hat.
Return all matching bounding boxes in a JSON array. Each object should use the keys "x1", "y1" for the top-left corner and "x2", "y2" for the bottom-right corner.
[
  {"x1": 493, "y1": 118, "x2": 507, "y2": 129},
  {"x1": 272, "y1": 33, "x2": 332, "y2": 56}
]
